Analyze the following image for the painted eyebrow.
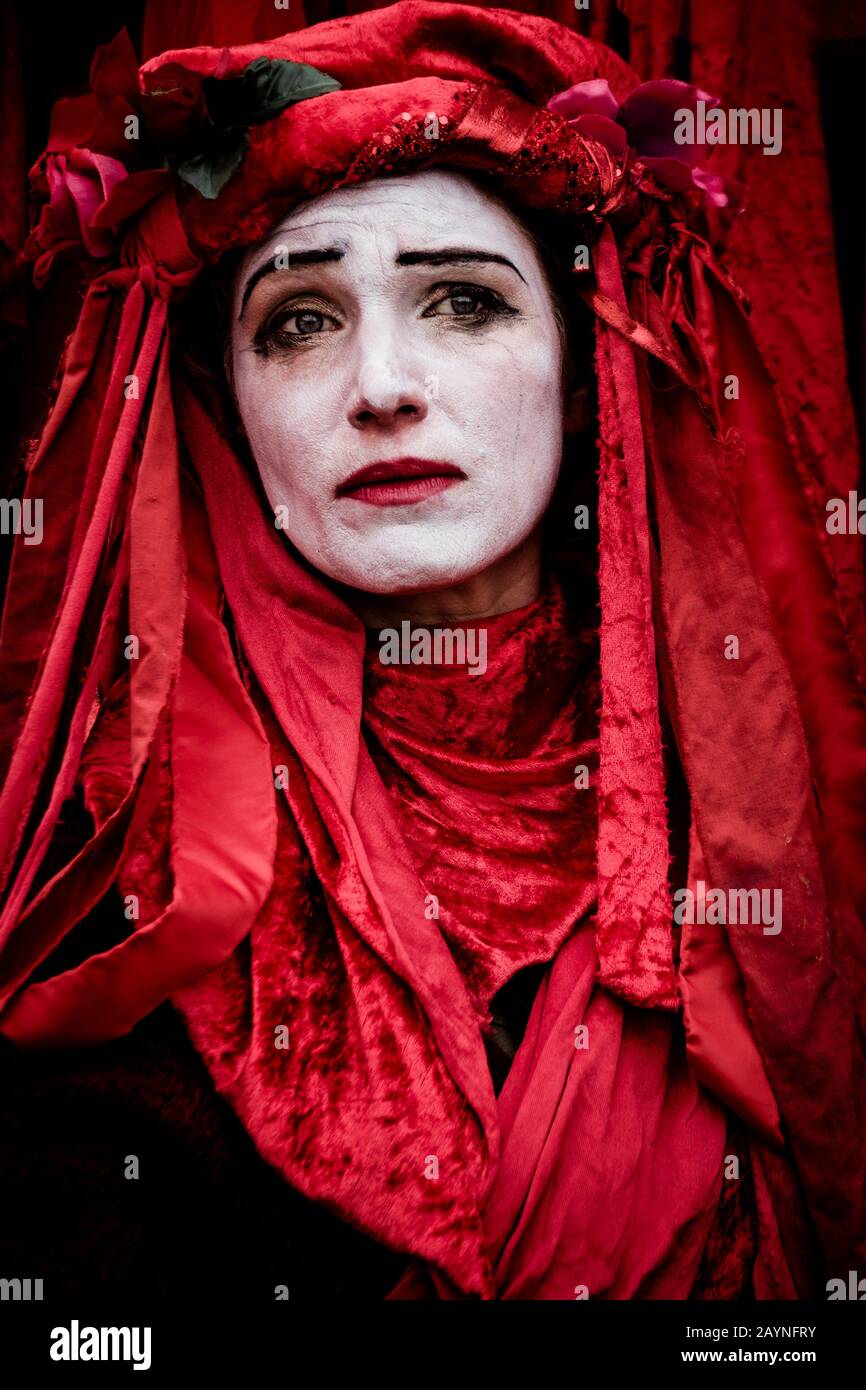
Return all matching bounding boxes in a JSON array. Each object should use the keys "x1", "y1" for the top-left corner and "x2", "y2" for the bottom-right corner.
[
  {"x1": 394, "y1": 248, "x2": 527, "y2": 284},
  {"x1": 238, "y1": 244, "x2": 527, "y2": 320}
]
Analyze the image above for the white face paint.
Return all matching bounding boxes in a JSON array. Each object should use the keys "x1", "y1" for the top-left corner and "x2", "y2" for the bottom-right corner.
[{"x1": 230, "y1": 168, "x2": 565, "y2": 596}]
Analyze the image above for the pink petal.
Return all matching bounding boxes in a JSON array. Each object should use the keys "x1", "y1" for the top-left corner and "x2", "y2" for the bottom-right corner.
[
  {"x1": 620, "y1": 79, "x2": 720, "y2": 165},
  {"x1": 86, "y1": 151, "x2": 128, "y2": 200},
  {"x1": 63, "y1": 151, "x2": 125, "y2": 256},
  {"x1": 691, "y1": 167, "x2": 731, "y2": 208},
  {"x1": 642, "y1": 157, "x2": 740, "y2": 213},
  {"x1": 569, "y1": 113, "x2": 628, "y2": 157},
  {"x1": 41, "y1": 156, "x2": 78, "y2": 240},
  {"x1": 641, "y1": 155, "x2": 699, "y2": 193},
  {"x1": 547, "y1": 78, "x2": 619, "y2": 122}
]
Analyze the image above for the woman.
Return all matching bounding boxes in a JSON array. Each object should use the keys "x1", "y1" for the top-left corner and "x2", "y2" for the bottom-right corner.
[{"x1": 0, "y1": 1, "x2": 864, "y2": 1301}]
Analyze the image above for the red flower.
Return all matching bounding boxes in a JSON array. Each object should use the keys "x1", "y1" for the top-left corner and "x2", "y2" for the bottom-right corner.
[
  {"x1": 22, "y1": 29, "x2": 185, "y2": 283},
  {"x1": 25, "y1": 150, "x2": 127, "y2": 286},
  {"x1": 547, "y1": 78, "x2": 737, "y2": 210}
]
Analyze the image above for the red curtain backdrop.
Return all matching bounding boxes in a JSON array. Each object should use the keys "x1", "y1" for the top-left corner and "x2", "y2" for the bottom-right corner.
[{"x1": 2, "y1": 0, "x2": 865, "y2": 620}]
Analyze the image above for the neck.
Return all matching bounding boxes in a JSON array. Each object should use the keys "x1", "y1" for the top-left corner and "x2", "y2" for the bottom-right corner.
[{"x1": 343, "y1": 531, "x2": 543, "y2": 627}]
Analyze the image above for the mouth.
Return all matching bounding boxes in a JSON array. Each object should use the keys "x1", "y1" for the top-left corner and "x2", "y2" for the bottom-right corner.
[{"x1": 336, "y1": 457, "x2": 466, "y2": 507}]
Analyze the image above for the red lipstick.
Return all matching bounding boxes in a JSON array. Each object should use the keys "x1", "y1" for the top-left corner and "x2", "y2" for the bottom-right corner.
[{"x1": 336, "y1": 457, "x2": 465, "y2": 506}]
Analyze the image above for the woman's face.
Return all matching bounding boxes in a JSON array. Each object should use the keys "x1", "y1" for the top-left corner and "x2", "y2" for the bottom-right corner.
[{"x1": 230, "y1": 168, "x2": 566, "y2": 595}]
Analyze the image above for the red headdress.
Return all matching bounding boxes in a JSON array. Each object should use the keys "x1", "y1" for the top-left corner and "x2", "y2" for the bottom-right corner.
[{"x1": 1, "y1": 1, "x2": 865, "y2": 1297}]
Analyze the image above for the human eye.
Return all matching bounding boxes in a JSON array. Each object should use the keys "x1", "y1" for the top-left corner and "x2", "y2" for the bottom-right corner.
[
  {"x1": 421, "y1": 282, "x2": 519, "y2": 327},
  {"x1": 252, "y1": 299, "x2": 342, "y2": 356}
]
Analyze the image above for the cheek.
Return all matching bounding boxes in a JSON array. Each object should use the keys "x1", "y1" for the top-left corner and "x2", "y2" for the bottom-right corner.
[
  {"x1": 505, "y1": 332, "x2": 564, "y2": 424},
  {"x1": 462, "y1": 337, "x2": 564, "y2": 495},
  {"x1": 233, "y1": 361, "x2": 328, "y2": 506}
]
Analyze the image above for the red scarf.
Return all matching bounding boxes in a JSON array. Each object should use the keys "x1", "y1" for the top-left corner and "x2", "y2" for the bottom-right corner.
[
  {"x1": 98, "y1": 539, "x2": 798, "y2": 1299},
  {"x1": 362, "y1": 581, "x2": 598, "y2": 1018},
  {"x1": 91, "y1": 528, "x2": 748, "y2": 1298}
]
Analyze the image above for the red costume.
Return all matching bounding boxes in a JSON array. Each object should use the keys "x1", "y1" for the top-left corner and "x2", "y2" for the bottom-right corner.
[{"x1": 1, "y1": 1, "x2": 864, "y2": 1299}]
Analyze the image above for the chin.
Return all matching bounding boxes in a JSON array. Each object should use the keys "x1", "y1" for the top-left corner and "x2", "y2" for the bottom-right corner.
[{"x1": 318, "y1": 543, "x2": 492, "y2": 597}]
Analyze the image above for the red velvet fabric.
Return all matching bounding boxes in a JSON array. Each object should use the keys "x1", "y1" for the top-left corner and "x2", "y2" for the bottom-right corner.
[
  {"x1": 1, "y1": 0, "x2": 865, "y2": 1298},
  {"x1": 363, "y1": 583, "x2": 599, "y2": 1018},
  {"x1": 83, "y1": 520, "x2": 797, "y2": 1299}
]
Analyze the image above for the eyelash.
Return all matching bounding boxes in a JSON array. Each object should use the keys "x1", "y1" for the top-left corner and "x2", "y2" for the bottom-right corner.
[{"x1": 251, "y1": 282, "x2": 518, "y2": 356}]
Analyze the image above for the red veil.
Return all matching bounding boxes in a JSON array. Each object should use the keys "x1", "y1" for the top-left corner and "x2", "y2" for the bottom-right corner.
[{"x1": 1, "y1": 1, "x2": 864, "y2": 1297}]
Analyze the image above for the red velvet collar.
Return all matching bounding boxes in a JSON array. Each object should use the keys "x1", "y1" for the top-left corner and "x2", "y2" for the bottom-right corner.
[{"x1": 362, "y1": 578, "x2": 599, "y2": 1014}]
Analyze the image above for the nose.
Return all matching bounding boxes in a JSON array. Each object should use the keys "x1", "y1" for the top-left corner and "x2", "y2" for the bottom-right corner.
[{"x1": 346, "y1": 324, "x2": 430, "y2": 431}]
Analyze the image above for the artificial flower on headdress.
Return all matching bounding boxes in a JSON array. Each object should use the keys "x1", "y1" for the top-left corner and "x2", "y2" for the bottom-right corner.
[
  {"x1": 546, "y1": 76, "x2": 738, "y2": 209},
  {"x1": 170, "y1": 55, "x2": 342, "y2": 198},
  {"x1": 23, "y1": 27, "x2": 341, "y2": 282},
  {"x1": 24, "y1": 30, "x2": 170, "y2": 284}
]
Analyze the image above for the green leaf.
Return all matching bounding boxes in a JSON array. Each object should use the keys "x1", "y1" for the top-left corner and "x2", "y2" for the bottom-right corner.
[
  {"x1": 203, "y1": 58, "x2": 342, "y2": 130},
  {"x1": 176, "y1": 129, "x2": 249, "y2": 199},
  {"x1": 243, "y1": 57, "x2": 342, "y2": 121},
  {"x1": 176, "y1": 59, "x2": 342, "y2": 200}
]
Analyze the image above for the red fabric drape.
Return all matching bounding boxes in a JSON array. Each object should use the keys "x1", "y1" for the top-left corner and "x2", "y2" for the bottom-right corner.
[{"x1": 142, "y1": 0, "x2": 308, "y2": 57}]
